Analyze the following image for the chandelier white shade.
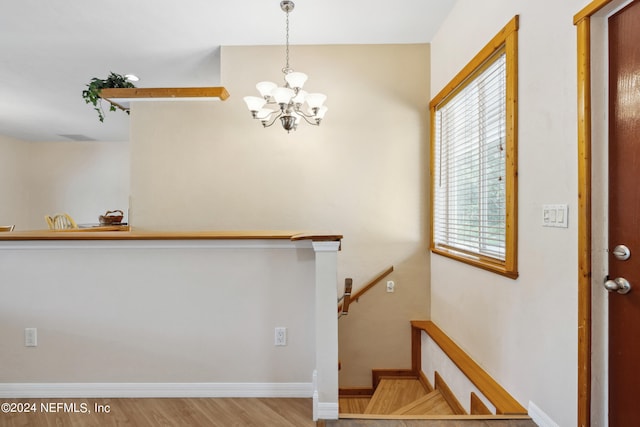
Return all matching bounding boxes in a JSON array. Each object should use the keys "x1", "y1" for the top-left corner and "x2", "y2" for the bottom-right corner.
[{"x1": 243, "y1": 1, "x2": 327, "y2": 132}]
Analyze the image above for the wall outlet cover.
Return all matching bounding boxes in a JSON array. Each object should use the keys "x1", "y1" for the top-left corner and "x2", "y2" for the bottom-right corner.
[
  {"x1": 274, "y1": 327, "x2": 287, "y2": 346},
  {"x1": 25, "y1": 328, "x2": 37, "y2": 347}
]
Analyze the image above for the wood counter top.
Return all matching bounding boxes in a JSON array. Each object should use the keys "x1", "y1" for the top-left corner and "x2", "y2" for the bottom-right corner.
[{"x1": 0, "y1": 229, "x2": 342, "y2": 242}]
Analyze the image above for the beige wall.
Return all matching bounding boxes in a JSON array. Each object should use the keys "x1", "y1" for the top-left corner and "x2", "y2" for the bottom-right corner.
[
  {"x1": 430, "y1": 1, "x2": 589, "y2": 426},
  {"x1": 24, "y1": 141, "x2": 130, "y2": 228},
  {"x1": 129, "y1": 44, "x2": 431, "y2": 386},
  {"x1": 0, "y1": 136, "x2": 129, "y2": 230},
  {"x1": 0, "y1": 135, "x2": 29, "y2": 229}
]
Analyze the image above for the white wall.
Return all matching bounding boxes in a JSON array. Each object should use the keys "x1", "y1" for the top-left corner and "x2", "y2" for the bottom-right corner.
[
  {"x1": 430, "y1": 1, "x2": 589, "y2": 426},
  {"x1": 0, "y1": 240, "x2": 316, "y2": 386},
  {"x1": 421, "y1": 331, "x2": 496, "y2": 414}
]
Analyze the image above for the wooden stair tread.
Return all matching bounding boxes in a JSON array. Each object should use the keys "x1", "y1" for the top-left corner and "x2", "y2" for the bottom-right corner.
[
  {"x1": 363, "y1": 378, "x2": 428, "y2": 414},
  {"x1": 391, "y1": 389, "x2": 456, "y2": 416},
  {"x1": 339, "y1": 397, "x2": 371, "y2": 414}
]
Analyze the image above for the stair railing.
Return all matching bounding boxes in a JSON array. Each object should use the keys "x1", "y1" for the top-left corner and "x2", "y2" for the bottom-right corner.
[
  {"x1": 338, "y1": 266, "x2": 394, "y2": 317},
  {"x1": 338, "y1": 278, "x2": 353, "y2": 318}
]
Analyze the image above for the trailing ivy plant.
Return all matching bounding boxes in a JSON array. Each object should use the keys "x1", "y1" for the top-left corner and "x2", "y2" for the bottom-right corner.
[{"x1": 82, "y1": 72, "x2": 136, "y2": 122}]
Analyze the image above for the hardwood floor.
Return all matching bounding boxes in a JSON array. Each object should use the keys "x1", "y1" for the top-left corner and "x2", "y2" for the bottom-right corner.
[
  {"x1": 0, "y1": 398, "x2": 315, "y2": 427},
  {"x1": 322, "y1": 420, "x2": 538, "y2": 427}
]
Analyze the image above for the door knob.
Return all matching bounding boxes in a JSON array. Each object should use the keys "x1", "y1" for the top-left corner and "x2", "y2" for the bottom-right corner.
[
  {"x1": 612, "y1": 244, "x2": 631, "y2": 261},
  {"x1": 604, "y1": 277, "x2": 631, "y2": 294}
]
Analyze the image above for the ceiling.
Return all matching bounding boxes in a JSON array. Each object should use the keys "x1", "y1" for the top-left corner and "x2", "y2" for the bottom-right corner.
[{"x1": 0, "y1": 0, "x2": 456, "y2": 142}]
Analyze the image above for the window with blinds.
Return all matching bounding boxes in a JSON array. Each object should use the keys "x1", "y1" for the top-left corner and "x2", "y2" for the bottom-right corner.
[
  {"x1": 430, "y1": 16, "x2": 518, "y2": 278},
  {"x1": 434, "y1": 51, "x2": 506, "y2": 260}
]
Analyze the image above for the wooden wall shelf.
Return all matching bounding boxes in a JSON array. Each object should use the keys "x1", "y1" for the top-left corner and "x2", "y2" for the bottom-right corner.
[{"x1": 99, "y1": 87, "x2": 230, "y2": 110}]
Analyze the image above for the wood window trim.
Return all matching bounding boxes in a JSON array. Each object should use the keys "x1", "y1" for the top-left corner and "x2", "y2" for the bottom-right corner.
[
  {"x1": 429, "y1": 15, "x2": 519, "y2": 279},
  {"x1": 432, "y1": 246, "x2": 518, "y2": 280}
]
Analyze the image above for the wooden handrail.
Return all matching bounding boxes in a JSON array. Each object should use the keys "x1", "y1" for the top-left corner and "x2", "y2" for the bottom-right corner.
[
  {"x1": 411, "y1": 320, "x2": 527, "y2": 416},
  {"x1": 338, "y1": 266, "x2": 394, "y2": 314},
  {"x1": 352, "y1": 266, "x2": 394, "y2": 302}
]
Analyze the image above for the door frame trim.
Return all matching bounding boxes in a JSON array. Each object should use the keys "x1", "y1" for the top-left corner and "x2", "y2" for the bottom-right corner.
[{"x1": 574, "y1": 1, "x2": 619, "y2": 426}]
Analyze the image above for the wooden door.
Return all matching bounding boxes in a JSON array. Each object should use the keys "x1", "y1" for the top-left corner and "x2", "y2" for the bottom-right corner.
[{"x1": 608, "y1": 2, "x2": 640, "y2": 425}]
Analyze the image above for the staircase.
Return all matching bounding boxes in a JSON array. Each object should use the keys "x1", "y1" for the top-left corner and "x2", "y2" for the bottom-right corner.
[
  {"x1": 335, "y1": 271, "x2": 535, "y2": 425},
  {"x1": 331, "y1": 322, "x2": 537, "y2": 426},
  {"x1": 391, "y1": 388, "x2": 454, "y2": 416},
  {"x1": 365, "y1": 378, "x2": 431, "y2": 414},
  {"x1": 339, "y1": 374, "x2": 460, "y2": 418},
  {"x1": 334, "y1": 374, "x2": 538, "y2": 426},
  {"x1": 363, "y1": 377, "x2": 454, "y2": 416}
]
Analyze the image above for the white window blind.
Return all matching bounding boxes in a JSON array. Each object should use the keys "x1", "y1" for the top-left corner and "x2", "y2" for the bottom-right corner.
[{"x1": 433, "y1": 51, "x2": 507, "y2": 261}]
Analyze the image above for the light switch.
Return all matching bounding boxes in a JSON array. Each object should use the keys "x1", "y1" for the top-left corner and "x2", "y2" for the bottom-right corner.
[
  {"x1": 25, "y1": 328, "x2": 37, "y2": 347},
  {"x1": 542, "y1": 204, "x2": 569, "y2": 228}
]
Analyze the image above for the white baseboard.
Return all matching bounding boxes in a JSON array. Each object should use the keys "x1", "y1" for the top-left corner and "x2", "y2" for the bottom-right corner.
[
  {"x1": 528, "y1": 401, "x2": 559, "y2": 427},
  {"x1": 315, "y1": 402, "x2": 339, "y2": 420},
  {"x1": 0, "y1": 382, "x2": 313, "y2": 399}
]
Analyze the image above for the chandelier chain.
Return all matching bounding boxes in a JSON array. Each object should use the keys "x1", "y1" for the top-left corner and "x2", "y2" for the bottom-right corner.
[{"x1": 284, "y1": 8, "x2": 291, "y2": 74}]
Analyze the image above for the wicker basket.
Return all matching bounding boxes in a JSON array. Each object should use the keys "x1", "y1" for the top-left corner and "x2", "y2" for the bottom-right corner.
[{"x1": 99, "y1": 210, "x2": 124, "y2": 225}]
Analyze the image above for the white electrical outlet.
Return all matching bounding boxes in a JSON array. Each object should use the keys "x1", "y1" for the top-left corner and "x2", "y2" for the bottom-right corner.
[
  {"x1": 25, "y1": 328, "x2": 37, "y2": 347},
  {"x1": 275, "y1": 327, "x2": 287, "y2": 346},
  {"x1": 386, "y1": 280, "x2": 395, "y2": 293}
]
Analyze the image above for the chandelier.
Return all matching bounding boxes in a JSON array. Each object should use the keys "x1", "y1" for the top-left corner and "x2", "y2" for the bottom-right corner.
[{"x1": 243, "y1": 0, "x2": 327, "y2": 133}]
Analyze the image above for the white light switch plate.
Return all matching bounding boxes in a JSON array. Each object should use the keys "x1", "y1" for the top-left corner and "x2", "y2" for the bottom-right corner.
[
  {"x1": 25, "y1": 328, "x2": 37, "y2": 347},
  {"x1": 542, "y1": 204, "x2": 569, "y2": 228},
  {"x1": 386, "y1": 281, "x2": 395, "y2": 292}
]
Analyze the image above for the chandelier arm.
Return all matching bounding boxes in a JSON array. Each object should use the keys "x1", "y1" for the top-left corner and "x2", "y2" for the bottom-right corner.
[
  {"x1": 292, "y1": 106, "x2": 319, "y2": 119},
  {"x1": 297, "y1": 114, "x2": 320, "y2": 126},
  {"x1": 259, "y1": 111, "x2": 283, "y2": 128}
]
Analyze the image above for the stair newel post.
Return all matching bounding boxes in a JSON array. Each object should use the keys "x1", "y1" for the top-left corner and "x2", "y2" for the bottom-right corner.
[{"x1": 311, "y1": 240, "x2": 341, "y2": 421}]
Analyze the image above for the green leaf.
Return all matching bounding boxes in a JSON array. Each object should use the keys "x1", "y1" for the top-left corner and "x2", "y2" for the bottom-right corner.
[{"x1": 82, "y1": 72, "x2": 135, "y2": 122}]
